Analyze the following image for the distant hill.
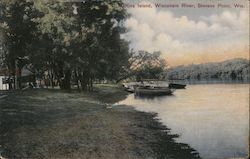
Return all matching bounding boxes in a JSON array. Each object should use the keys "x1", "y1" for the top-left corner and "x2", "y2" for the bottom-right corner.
[{"x1": 167, "y1": 58, "x2": 249, "y2": 81}]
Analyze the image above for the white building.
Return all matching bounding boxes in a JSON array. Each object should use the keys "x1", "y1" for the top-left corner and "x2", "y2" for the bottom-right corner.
[
  {"x1": 0, "y1": 76, "x2": 9, "y2": 90},
  {"x1": 0, "y1": 66, "x2": 34, "y2": 90}
]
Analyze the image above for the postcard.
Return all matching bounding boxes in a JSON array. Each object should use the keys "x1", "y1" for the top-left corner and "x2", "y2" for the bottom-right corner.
[{"x1": 0, "y1": 0, "x2": 249, "y2": 159}]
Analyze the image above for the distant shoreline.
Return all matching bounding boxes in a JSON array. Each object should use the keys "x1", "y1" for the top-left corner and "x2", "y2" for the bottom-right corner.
[
  {"x1": 167, "y1": 59, "x2": 250, "y2": 83},
  {"x1": 172, "y1": 79, "x2": 250, "y2": 85}
]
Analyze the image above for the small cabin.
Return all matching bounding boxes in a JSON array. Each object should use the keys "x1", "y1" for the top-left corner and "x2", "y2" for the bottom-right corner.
[
  {"x1": 0, "y1": 68, "x2": 9, "y2": 90},
  {"x1": 0, "y1": 67, "x2": 35, "y2": 90},
  {"x1": 0, "y1": 76, "x2": 9, "y2": 90}
]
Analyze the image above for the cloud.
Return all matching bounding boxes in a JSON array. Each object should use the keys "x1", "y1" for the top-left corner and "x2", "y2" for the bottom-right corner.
[{"x1": 122, "y1": 2, "x2": 249, "y2": 66}]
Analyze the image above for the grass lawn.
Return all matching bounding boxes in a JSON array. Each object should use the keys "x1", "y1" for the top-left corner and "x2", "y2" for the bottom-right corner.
[{"x1": 0, "y1": 85, "x2": 200, "y2": 159}]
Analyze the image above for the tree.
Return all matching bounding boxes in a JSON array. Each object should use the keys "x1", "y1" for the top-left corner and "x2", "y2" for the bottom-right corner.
[
  {"x1": 31, "y1": 0, "x2": 77, "y2": 89},
  {"x1": 0, "y1": 0, "x2": 40, "y2": 89},
  {"x1": 132, "y1": 51, "x2": 167, "y2": 81},
  {"x1": 70, "y1": 0, "x2": 129, "y2": 90},
  {"x1": 1, "y1": 0, "x2": 129, "y2": 90},
  {"x1": 32, "y1": 0, "x2": 129, "y2": 90}
]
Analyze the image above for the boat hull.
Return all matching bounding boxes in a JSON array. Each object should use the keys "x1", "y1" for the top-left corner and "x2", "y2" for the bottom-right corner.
[
  {"x1": 169, "y1": 83, "x2": 186, "y2": 89},
  {"x1": 125, "y1": 87, "x2": 134, "y2": 93},
  {"x1": 135, "y1": 87, "x2": 173, "y2": 96}
]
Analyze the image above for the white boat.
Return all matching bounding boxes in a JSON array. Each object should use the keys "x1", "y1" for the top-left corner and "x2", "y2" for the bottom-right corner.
[{"x1": 122, "y1": 82, "x2": 141, "y2": 93}]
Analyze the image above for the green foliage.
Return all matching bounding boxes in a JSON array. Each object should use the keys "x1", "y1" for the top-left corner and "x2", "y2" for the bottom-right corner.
[
  {"x1": 0, "y1": 0, "x2": 129, "y2": 90},
  {"x1": 0, "y1": 0, "x2": 169, "y2": 89},
  {"x1": 130, "y1": 51, "x2": 167, "y2": 81},
  {"x1": 0, "y1": 0, "x2": 41, "y2": 89}
]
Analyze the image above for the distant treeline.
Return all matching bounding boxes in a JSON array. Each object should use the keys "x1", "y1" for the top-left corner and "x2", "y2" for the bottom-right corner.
[{"x1": 167, "y1": 58, "x2": 250, "y2": 81}]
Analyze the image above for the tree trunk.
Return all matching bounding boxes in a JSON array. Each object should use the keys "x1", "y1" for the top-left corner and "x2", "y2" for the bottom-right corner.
[
  {"x1": 60, "y1": 69, "x2": 71, "y2": 90},
  {"x1": 17, "y1": 66, "x2": 22, "y2": 89},
  {"x1": 90, "y1": 76, "x2": 93, "y2": 91},
  {"x1": 74, "y1": 69, "x2": 80, "y2": 90}
]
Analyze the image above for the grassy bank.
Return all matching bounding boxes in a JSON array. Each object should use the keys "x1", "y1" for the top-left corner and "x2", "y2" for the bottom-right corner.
[{"x1": 0, "y1": 85, "x2": 200, "y2": 159}]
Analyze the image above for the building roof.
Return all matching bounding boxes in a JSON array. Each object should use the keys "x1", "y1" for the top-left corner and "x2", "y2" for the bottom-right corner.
[
  {"x1": 0, "y1": 67, "x2": 8, "y2": 76},
  {"x1": 0, "y1": 67, "x2": 34, "y2": 76}
]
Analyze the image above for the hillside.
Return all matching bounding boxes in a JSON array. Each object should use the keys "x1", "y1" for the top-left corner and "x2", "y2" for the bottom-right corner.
[{"x1": 167, "y1": 58, "x2": 249, "y2": 81}]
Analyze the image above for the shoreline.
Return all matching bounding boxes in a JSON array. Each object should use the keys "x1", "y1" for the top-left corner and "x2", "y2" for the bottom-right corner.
[
  {"x1": 0, "y1": 85, "x2": 200, "y2": 158},
  {"x1": 111, "y1": 105, "x2": 201, "y2": 159}
]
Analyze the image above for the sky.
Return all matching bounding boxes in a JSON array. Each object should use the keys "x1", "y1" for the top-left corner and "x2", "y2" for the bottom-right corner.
[{"x1": 122, "y1": 0, "x2": 249, "y2": 66}]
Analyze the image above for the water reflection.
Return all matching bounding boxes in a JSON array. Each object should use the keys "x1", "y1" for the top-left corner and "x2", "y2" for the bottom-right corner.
[{"x1": 117, "y1": 84, "x2": 249, "y2": 159}]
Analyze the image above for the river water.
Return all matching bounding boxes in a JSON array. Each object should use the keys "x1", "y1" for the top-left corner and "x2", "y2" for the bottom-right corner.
[{"x1": 116, "y1": 84, "x2": 249, "y2": 159}]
